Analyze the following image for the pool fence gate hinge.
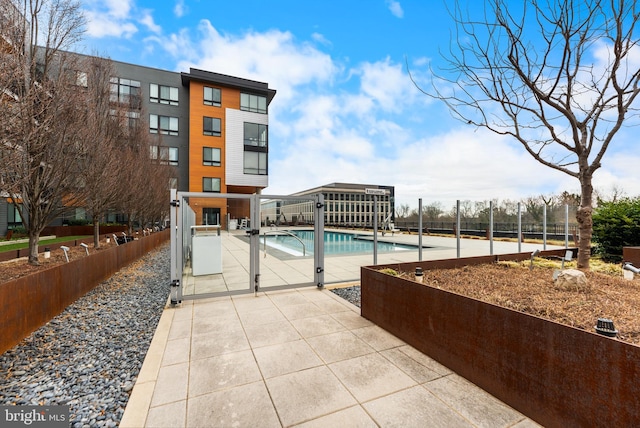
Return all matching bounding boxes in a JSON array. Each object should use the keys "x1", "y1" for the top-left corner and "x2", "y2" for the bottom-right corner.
[{"x1": 170, "y1": 200, "x2": 180, "y2": 207}]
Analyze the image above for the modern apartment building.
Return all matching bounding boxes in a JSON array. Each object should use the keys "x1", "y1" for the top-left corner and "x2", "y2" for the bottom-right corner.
[
  {"x1": 261, "y1": 183, "x2": 395, "y2": 228},
  {"x1": 109, "y1": 62, "x2": 276, "y2": 227},
  {"x1": 0, "y1": 57, "x2": 276, "y2": 234}
]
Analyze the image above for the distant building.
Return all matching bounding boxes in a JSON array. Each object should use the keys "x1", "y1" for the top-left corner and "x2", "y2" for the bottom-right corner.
[{"x1": 261, "y1": 183, "x2": 395, "y2": 228}]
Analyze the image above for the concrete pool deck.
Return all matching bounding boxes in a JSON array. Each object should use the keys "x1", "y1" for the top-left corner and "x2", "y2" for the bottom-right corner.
[{"x1": 120, "y1": 231, "x2": 558, "y2": 427}]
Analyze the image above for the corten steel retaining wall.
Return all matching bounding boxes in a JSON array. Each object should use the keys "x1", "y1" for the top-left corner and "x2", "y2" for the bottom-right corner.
[
  {"x1": 0, "y1": 230, "x2": 169, "y2": 355},
  {"x1": 623, "y1": 246, "x2": 640, "y2": 266},
  {"x1": 361, "y1": 249, "x2": 640, "y2": 428}
]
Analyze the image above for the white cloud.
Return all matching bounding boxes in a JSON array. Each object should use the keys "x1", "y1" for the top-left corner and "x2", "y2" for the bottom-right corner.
[
  {"x1": 386, "y1": 0, "x2": 404, "y2": 18},
  {"x1": 174, "y1": 0, "x2": 187, "y2": 18},
  {"x1": 83, "y1": 0, "x2": 137, "y2": 38},
  {"x1": 170, "y1": 21, "x2": 338, "y2": 107},
  {"x1": 140, "y1": 11, "x2": 162, "y2": 34},
  {"x1": 84, "y1": 10, "x2": 137, "y2": 38},
  {"x1": 355, "y1": 57, "x2": 419, "y2": 113}
]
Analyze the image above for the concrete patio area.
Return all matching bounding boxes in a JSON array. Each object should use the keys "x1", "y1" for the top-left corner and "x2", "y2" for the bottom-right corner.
[{"x1": 121, "y1": 231, "x2": 556, "y2": 427}]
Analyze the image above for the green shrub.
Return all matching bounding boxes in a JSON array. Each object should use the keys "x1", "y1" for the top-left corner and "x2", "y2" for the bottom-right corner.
[{"x1": 592, "y1": 198, "x2": 640, "y2": 262}]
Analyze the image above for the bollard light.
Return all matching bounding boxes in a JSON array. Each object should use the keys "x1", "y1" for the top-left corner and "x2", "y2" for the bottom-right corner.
[
  {"x1": 60, "y1": 246, "x2": 70, "y2": 262},
  {"x1": 44, "y1": 247, "x2": 51, "y2": 259},
  {"x1": 415, "y1": 267, "x2": 424, "y2": 283}
]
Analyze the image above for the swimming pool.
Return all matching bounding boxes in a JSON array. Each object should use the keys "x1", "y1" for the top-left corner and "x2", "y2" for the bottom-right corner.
[{"x1": 261, "y1": 230, "x2": 415, "y2": 256}]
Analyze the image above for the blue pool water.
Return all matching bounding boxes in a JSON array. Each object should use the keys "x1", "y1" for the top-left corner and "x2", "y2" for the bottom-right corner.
[{"x1": 261, "y1": 230, "x2": 415, "y2": 256}]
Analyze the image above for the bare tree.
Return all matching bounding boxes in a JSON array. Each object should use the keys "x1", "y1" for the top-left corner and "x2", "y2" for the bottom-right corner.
[
  {"x1": 396, "y1": 203, "x2": 410, "y2": 219},
  {"x1": 0, "y1": 0, "x2": 87, "y2": 264},
  {"x1": 75, "y1": 55, "x2": 122, "y2": 248},
  {"x1": 416, "y1": 0, "x2": 640, "y2": 269},
  {"x1": 423, "y1": 202, "x2": 443, "y2": 221}
]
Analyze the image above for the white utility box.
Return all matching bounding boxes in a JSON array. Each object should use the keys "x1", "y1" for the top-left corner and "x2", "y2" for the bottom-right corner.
[{"x1": 191, "y1": 225, "x2": 222, "y2": 276}]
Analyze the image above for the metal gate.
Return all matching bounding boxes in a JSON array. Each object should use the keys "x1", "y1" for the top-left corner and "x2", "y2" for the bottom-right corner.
[{"x1": 169, "y1": 190, "x2": 325, "y2": 303}]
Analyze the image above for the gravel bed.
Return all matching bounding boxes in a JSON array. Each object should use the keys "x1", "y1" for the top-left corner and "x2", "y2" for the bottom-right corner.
[
  {"x1": 331, "y1": 285, "x2": 361, "y2": 307},
  {"x1": 0, "y1": 244, "x2": 171, "y2": 428}
]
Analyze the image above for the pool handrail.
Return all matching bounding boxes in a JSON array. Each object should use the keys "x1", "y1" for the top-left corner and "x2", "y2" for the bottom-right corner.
[{"x1": 262, "y1": 230, "x2": 306, "y2": 257}]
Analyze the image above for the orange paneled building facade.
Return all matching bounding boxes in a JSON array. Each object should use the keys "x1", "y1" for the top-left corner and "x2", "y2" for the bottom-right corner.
[{"x1": 180, "y1": 69, "x2": 276, "y2": 227}]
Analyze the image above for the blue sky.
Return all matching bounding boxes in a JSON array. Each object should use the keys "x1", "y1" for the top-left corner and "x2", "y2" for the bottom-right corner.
[{"x1": 77, "y1": 0, "x2": 640, "y2": 210}]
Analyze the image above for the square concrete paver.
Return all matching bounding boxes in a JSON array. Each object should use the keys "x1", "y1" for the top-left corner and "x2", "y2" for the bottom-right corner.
[
  {"x1": 150, "y1": 362, "x2": 188, "y2": 407},
  {"x1": 190, "y1": 325, "x2": 249, "y2": 360},
  {"x1": 290, "y1": 314, "x2": 346, "y2": 338},
  {"x1": 188, "y1": 349, "x2": 262, "y2": 397},
  {"x1": 265, "y1": 366, "x2": 357, "y2": 426},
  {"x1": 424, "y1": 373, "x2": 530, "y2": 427},
  {"x1": 145, "y1": 400, "x2": 186, "y2": 428},
  {"x1": 292, "y1": 405, "x2": 378, "y2": 428},
  {"x1": 329, "y1": 353, "x2": 417, "y2": 402},
  {"x1": 244, "y1": 319, "x2": 301, "y2": 348},
  {"x1": 187, "y1": 381, "x2": 280, "y2": 428},
  {"x1": 253, "y1": 339, "x2": 323, "y2": 379},
  {"x1": 363, "y1": 385, "x2": 473, "y2": 428},
  {"x1": 306, "y1": 330, "x2": 374, "y2": 364}
]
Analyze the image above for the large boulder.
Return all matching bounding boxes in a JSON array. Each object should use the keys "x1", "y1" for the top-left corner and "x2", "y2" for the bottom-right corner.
[{"x1": 554, "y1": 269, "x2": 589, "y2": 291}]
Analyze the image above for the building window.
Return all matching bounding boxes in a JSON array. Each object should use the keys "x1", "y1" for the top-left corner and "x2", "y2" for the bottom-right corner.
[
  {"x1": 150, "y1": 114, "x2": 178, "y2": 136},
  {"x1": 150, "y1": 83, "x2": 178, "y2": 105},
  {"x1": 150, "y1": 146, "x2": 179, "y2": 166},
  {"x1": 204, "y1": 86, "x2": 221, "y2": 106},
  {"x1": 67, "y1": 70, "x2": 87, "y2": 87},
  {"x1": 240, "y1": 93, "x2": 267, "y2": 114},
  {"x1": 110, "y1": 109, "x2": 140, "y2": 129},
  {"x1": 110, "y1": 77, "x2": 141, "y2": 109},
  {"x1": 203, "y1": 117, "x2": 221, "y2": 136},
  {"x1": 203, "y1": 177, "x2": 221, "y2": 192},
  {"x1": 243, "y1": 123, "x2": 267, "y2": 147},
  {"x1": 168, "y1": 147, "x2": 178, "y2": 166},
  {"x1": 8, "y1": 203, "x2": 22, "y2": 226},
  {"x1": 203, "y1": 147, "x2": 221, "y2": 166},
  {"x1": 243, "y1": 151, "x2": 267, "y2": 175},
  {"x1": 202, "y1": 208, "x2": 221, "y2": 225}
]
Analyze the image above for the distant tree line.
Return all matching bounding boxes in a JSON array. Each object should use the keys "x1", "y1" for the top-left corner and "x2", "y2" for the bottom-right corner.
[{"x1": 394, "y1": 191, "x2": 584, "y2": 225}]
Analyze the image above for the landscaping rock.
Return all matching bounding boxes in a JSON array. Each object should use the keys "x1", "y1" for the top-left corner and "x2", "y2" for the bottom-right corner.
[{"x1": 554, "y1": 268, "x2": 589, "y2": 291}]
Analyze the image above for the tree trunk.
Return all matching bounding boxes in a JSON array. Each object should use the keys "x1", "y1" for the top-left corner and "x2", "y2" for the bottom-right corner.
[
  {"x1": 28, "y1": 232, "x2": 39, "y2": 265},
  {"x1": 576, "y1": 174, "x2": 594, "y2": 270},
  {"x1": 93, "y1": 216, "x2": 101, "y2": 249}
]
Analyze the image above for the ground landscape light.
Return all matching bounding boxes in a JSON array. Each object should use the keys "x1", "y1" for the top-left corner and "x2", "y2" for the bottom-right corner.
[
  {"x1": 60, "y1": 246, "x2": 70, "y2": 262},
  {"x1": 80, "y1": 243, "x2": 89, "y2": 255},
  {"x1": 530, "y1": 249, "x2": 540, "y2": 270}
]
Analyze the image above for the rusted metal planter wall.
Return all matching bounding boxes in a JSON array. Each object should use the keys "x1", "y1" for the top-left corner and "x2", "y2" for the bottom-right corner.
[
  {"x1": 623, "y1": 246, "x2": 640, "y2": 266},
  {"x1": 0, "y1": 230, "x2": 169, "y2": 355},
  {"x1": 361, "y1": 250, "x2": 640, "y2": 427}
]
